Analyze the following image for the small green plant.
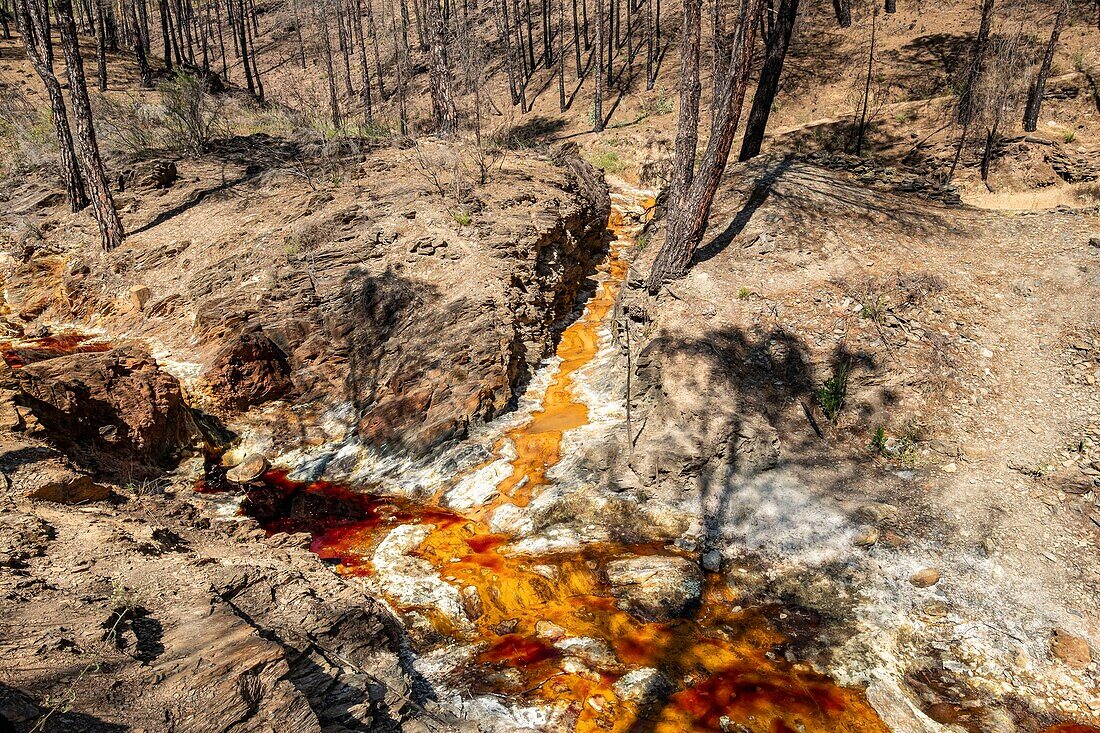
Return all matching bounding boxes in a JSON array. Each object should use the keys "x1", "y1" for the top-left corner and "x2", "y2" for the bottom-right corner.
[
  {"x1": 452, "y1": 209, "x2": 472, "y2": 226},
  {"x1": 738, "y1": 287, "x2": 753, "y2": 300},
  {"x1": 1063, "y1": 131, "x2": 1076, "y2": 143},
  {"x1": 591, "y1": 151, "x2": 626, "y2": 174},
  {"x1": 871, "y1": 426, "x2": 887, "y2": 453},
  {"x1": 817, "y1": 361, "x2": 851, "y2": 422},
  {"x1": 860, "y1": 294, "x2": 888, "y2": 324},
  {"x1": 635, "y1": 233, "x2": 649, "y2": 249},
  {"x1": 1071, "y1": 50, "x2": 1086, "y2": 72}
]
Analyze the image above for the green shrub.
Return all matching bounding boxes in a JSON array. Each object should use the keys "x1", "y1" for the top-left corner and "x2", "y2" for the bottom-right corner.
[
  {"x1": 591, "y1": 151, "x2": 626, "y2": 174},
  {"x1": 817, "y1": 361, "x2": 851, "y2": 422},
  {"x1": 160, "y1": 70, "x2": 225, "y2": 152}
]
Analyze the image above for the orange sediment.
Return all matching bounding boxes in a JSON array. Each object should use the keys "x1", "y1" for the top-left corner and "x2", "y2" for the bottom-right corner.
[
  {"x1": 240, "y1": 198, "x2": 895, "y2": 732},
  {"x1": 494, "y1": 206, "x2": 632, "y2": 507}
]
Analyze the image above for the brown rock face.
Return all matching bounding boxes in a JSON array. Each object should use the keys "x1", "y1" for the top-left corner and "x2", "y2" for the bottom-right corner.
[
  {"x1": 202, "y1": 332, "x2": 294, "y2": 412},
  {"x1": 16, "y1": 346, "x2": 200, "y2": 478},
  {"x1": 1051, "y1": 628, "x2": 1093, "y2": 669}
]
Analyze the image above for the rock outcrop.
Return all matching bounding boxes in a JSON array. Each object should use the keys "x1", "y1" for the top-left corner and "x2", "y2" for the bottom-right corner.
[
  {"x1": 201, "y1": 330, "x2": 294, "y2": 411},
  {"x1": 15, "y1": 346, "x2": 200, "y2": 478},
  {"x1": 1, "y1": 141, "x2": 611, "y2": 459},
  {"x1": 604, "y1": 555, "x2": 703, "y2": 622}
]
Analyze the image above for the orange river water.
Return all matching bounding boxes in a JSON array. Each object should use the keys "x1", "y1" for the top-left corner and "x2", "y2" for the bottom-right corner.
[{"x1": 224, "y1": 200, "x2": 1096, "y2": 733}]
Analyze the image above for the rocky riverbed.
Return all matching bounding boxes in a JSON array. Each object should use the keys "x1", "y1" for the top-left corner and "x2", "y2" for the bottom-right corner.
[{"x1": 2, "y1": 149, "x2": 1098, "y2": 733}]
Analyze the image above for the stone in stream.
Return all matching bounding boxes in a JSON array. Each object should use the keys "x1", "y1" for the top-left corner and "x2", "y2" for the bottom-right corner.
[
  {"x1": 612, "y1": 668, "x2": 673, "y2": 708},
  {"x1": 604, "y1": 555, "x2": 703, "y2": 622},
  {"x1": 909, "y1": 568, "x2": 941, "y2": 588},
  {"x1": 225, "y1": 454, "x2": 269, "y2": 484}
]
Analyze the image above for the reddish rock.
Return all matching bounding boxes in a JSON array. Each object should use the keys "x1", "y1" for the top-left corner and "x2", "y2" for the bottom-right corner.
[
  {"x1": 16, "y1": 346, "x2": 199, "y2": 478},
  {"x1": 203, "y1": 332, "x2": 293, "y2": 412},
  {"x1": 1051, "y1": 628, "x2": 1092, "y2": 669}
]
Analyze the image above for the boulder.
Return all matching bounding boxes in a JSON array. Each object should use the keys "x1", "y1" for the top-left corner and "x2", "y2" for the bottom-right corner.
[
  {"x1": 203, "y1": 332, "x2": 293, "y2": 412},
  {"x1": 612, "y1": 668, "x2": 673, "y2": 707},
  {"x1": 604, "y1": 555, "x2": 703, "y2": 622},
  {"x1": 16, "y1": 346, "x2": 200, "y2": 478},
  {"x1": 0, "y1": 442, "x2": 110, "y2": 503},
  {"x1": 225, "y1": 454, "x2": 269, "y2": 484}
]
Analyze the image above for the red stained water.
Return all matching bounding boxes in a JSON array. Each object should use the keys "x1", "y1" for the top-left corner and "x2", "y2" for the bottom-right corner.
[{"x1": 211, "y1": 199, "x2": 1095, "y2": 733}]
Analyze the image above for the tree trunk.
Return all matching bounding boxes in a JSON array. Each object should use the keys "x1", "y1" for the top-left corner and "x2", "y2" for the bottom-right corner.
[
  {"x1": 246, "y1": 0, "x2": 263, "y2": 101},
  {"x1": 366, "y1": 0, "x2": 384, "y2": 98},
  {"x1": 425, "y1": 0, "x2": 458, "y2": 134},
  {"x1": 667, "y1": 0, "x2": 701, "y2": 213},
  {"x1": 336, "y1": 0, "x2": 355, "y2": 98},
  {"x1": 557, "y1": 0, "x2": 566, "y2": 110},
  {"x1": 738, "y1": 0, "x2": 797, "y2": 160},
  {"x1": 593, "y1": 0, "x2": 604, "y2": 129},
  {"x1": 319, "y1": 5, "x2": 340, "y2": 129},
  {"x1": 571, "y1": 0, "x2": 581, "y2": 75},
  {"x1": 94, "y1": 0, "x2": 107, "y2": 90},
  {"x1": 130, "y1": 0, "x2": 152, "y2": 86},
  {"x1": 1022, "y1": 0, "x2": 1067, "y2": 132},
  {"x1": 291, "y1": 0, "x2": 306, "y2": 67},
  {"x1": 353, "y1": 0, "x2": 373, "y2": 124},
  {"x1": 55, "y1": 0, "x2": 124, "y2": 250},
  {"x1": 391, "y1": 4, "x2": 408, "y2": 134},
  {"x1": 158, "y1": 0, "x2": 172, "y2": 67},
  {"x1": 957, "y1": 0, "x2": 994, "y2": 125},
  {"x1": 497, "y1": 0, "x2": 520, "y2": 104},
  {"x1": 15, "y1": 0, "x2": 88, "y2": 211},
  {"x1": 648, "y1": 0, "x2": 763, "y2": 290},
  {"x1": 831, "y1": 0, "x2": 849, "y2": 28},
  {"x1": 853, "y1": 4, "x2": 877, "y2": 155}
]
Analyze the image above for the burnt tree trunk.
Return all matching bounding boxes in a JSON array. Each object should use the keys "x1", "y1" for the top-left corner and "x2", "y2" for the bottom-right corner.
[
  {"x1": 648, "y1": 0, "x2": 763, "y2": 289},
  {"x1": 94, "y1": 0, "x2": 107, "y2": 89},
  {"x1": 130, "y1": 0, "x2": 152, "y2": 86},
  {"x1": 667, "y1": 0, "x2": 701, "y2": 214},
  {"x1": 831, "y1": 0, "x2": 849, "y2": 27},
  {"x1": 738, "y1": 0, "x2": 797, "y2": 160},
  {"x1": 425, "y1": 0, "x2": 458, "y2": 134},
  {"x1": 15, "y1": 0, "x2": 89, "y2": 211},
  {"x1": 319, "y1": 5, "x2": 340, "y2": 129},
  {"x1": 1022, "y1": 0, "x2": 1067, "y2": 132},
  {"x1": 853, "y1": 3, "x2": 877, "y2": 155},
  {"x1": 593, "y1": 0, "x2": 604, "y2": 129},
  {"x1": 55, "y1": 0, "x2": 124, "y2": 250},
  {"x1": 957, "y1": 0, "x2": 994, "y2": 125},
  {"x1": 353, "y1": 0, "x2": 373, "y2": 123}
]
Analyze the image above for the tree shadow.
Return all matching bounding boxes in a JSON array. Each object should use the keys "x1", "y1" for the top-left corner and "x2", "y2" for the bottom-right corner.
[
  {"x1": 604, "y1": 321, "x2": 900, "y2": 731},
  {"x1": 692, "y1": 155, "x2": 794, "y2": 265}
]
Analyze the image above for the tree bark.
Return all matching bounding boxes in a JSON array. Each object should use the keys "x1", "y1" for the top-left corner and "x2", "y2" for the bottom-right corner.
[
  {"x1": 593, "y1": 0, "x2": 604, "y2": 129},
  {"x1": 738, "y1": 0, "x2": 797, "y2": 160},
  {"x1": 957, "y1": 0, "x2": 994, "y2": 126},
  {"x1": 831, "y1": 0, "x2": 849, "y2": 28},
  {"x1": 425, "y1": 0, "x2": 458, "y2": 134},
  {"x1": 853, "y1": 3, "x2": 877, "y2": 155},
  {"x1": 94, "y1": 0, "x2": 107, "y2": 90},
  {"x1": 1022, "y1": 0, "x2": 1067, "y2": 132},
  {"x1": 648, "y1": 0, "x2": 763, "y2": 290},
  {"x1": 319, "y1": 4, "x2": 340, "y2": 129},
  {"x1": 55, "y1": 0, "x2": 124, "y2": 250},
  {"x1": 666, "y1": 0, "x2": 701, "y2": 212},
  {"x1": 15, "y1": 0, "x2": 89, "y2": 211}
]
